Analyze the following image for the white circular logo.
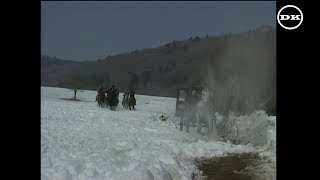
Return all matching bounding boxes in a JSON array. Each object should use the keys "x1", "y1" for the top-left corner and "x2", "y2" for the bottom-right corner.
[{"x1": 277, "y1": 5, "x2": 303, "y2": 30}]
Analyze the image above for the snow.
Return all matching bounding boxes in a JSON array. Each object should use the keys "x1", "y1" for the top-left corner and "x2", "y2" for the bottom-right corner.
[
  {"x1": 215, "y1": 111, "x2": 276, "y2": 146},
  {"x1": 41, "y1": 87, "x2": 276, "y2": 180}
]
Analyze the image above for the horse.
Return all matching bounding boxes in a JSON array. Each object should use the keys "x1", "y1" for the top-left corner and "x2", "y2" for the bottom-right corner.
[
  {"x1": 107, "y1": 92, "x2": 119, "y2": 110},
  {"x1": 127, "y1": 94, "x2": 136, "y2": 110},
  {"x1": 96, "y1": 91, "x2": 110, "y2": 108},
  {"x1": 96, "y1": 92, "x2": 105, "y2": 107},
  {"x1": 122, "y1": 94, "x2": 128, "y2": 109}
]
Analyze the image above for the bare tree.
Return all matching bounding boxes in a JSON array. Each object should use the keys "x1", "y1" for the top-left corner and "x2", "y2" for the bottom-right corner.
[{"x1": 68, "y1": 74, "x2": 85, "y2": 100}]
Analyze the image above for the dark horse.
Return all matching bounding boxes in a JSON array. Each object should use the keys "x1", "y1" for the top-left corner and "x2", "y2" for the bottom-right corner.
[
  {"x1": 107, "y1": 91, "x2": 119, "y2": 110},
  {"x1": 96, "y1": 92, "x2": 108, "y2": 108},
  {"x1": 127, "y1": 93, "x2": 136, "y2": 110}
]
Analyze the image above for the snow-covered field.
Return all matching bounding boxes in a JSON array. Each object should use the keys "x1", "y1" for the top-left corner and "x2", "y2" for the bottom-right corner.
[{"x1": 41, "y1": 87, "x2": 276, "y2": 180}]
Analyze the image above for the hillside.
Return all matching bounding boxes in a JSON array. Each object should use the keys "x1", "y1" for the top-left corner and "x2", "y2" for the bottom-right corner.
[{"x1": 41, "y1": 26, "x2": 276, "y2": 114}]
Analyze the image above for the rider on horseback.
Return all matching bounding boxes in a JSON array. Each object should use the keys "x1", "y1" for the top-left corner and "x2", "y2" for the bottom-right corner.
[
  {"x1": 127, "y1": 88, "x2": 136, "y2": 110},
  {"x1": 107, "y1": 85, "x2": 119, "y2": 110},
  {"x1": 96, "y1": 84, "x2": 108, "y2": 107}
]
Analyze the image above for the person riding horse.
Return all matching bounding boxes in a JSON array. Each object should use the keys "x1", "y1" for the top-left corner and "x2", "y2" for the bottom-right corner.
[
  {"x1": 96, "y1": 85, "x2": 108, "y2": 107},
  {"x1": 107, "y1": 85, "x2": 119, "y2": 110},
  {"x1": 127, "y1": 88, "x2": 136, "y2": 110}
]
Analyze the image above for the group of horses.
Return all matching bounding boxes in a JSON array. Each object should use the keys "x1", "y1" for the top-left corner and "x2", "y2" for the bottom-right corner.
[
  {"x1": 95, "y1": 91, "x2": 119, "y2": 110},
  {"x1": 122, "y1": 93, "x2": 136, "y2": 110},
  {"x1": 96, "y1": 91, "x2": 136, "y2": 111},
  {"x1": 96, "y1": 86, "x2": 215, "y2": 135}
]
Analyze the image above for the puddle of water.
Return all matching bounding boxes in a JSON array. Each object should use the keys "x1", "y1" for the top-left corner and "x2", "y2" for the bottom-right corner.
[{"x1": 194, "y1": 153, "x2": 269, "y2": 180}]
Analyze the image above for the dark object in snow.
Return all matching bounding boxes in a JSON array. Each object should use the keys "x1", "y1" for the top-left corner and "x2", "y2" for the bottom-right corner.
[
  {"x1": 96, "y1": 84, "x2": 109, "y2": 108},
  {"x1": 128, "y1": 88, "x2": 136, "y2": 110},
  {"x1": 160, "y1": 115, "x2": 168, "y2": 122},
  {"x1": 122, "y1": 88, "x2": 136, "y2": 110},
  {"x1": 107, "y1": 85, "x2": 119, "y2": 110}
]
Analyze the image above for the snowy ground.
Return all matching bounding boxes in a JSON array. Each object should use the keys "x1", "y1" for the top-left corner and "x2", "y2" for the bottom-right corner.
[{"x1": 41, "y1": 87, "x2": 276, "y2": 180}]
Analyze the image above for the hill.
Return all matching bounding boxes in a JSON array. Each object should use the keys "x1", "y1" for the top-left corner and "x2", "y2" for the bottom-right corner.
[{"x1": 41, "y1": 26, "x2": 276, "y2": 114}]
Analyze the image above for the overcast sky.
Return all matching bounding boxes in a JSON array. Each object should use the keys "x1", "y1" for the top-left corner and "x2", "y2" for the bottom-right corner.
[{"x1": 41, "y1": 1, "x2": 276, "y2": 61}]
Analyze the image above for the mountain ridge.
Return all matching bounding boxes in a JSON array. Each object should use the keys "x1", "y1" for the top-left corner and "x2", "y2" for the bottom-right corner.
[{"x1": 41, "y1": 26, "x2": 276, "y2": 101}]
